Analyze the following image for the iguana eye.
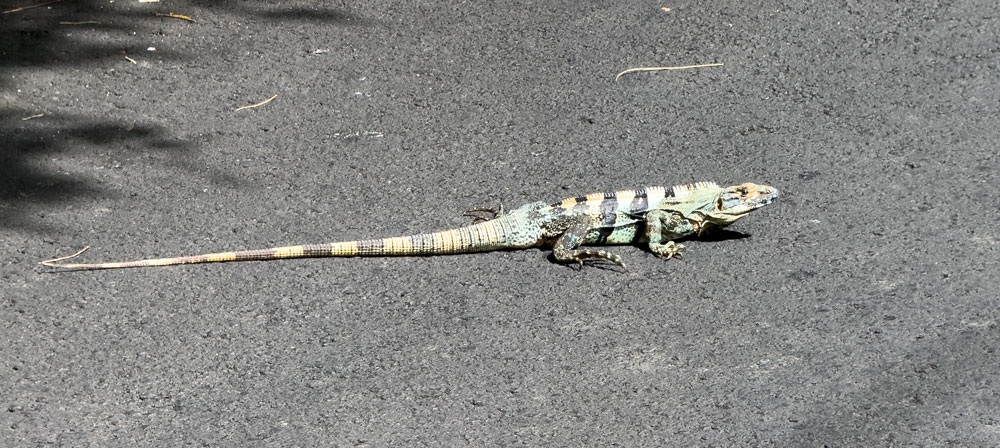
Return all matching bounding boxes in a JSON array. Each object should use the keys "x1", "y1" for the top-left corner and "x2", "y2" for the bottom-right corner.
[{"x1": 736, "y1": 187, "x2": 748, "y2": 196}]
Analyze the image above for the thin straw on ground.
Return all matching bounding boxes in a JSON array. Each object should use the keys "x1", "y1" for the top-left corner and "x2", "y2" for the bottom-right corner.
[{"x1": 615, "y1": 63, "x2": 723, "y2": 81}]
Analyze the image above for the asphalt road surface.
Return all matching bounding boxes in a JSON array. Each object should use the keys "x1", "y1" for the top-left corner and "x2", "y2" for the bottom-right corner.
[{"x1": 3, "y1": 1, "x2": 998, "y2": 445}]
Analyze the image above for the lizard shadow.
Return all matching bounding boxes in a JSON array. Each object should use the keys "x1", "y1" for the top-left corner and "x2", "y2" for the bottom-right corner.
[
  {"x1": 242, "y1": 5, "x2": 373, "y2": 26},
  {"x1": 537, "y1": 229, "x2": 752, "y2": 270},
  {"x1": 541, "y1": 252, "x2": 627, "y2": 273},
  {"x1": 681, "y1": 228, "x2": 751, "y2": 243}
]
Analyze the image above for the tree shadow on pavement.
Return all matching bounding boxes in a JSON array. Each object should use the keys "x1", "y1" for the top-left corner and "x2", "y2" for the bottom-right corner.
[
  {"x1": 0, "y1": 2, "x2": 192, "y2": 232},
  {"x1": 0, "y1": 107, "x2": 192, "y2": 231},
  {"x1": 231, "y1": 4, "x2": 370, "y2": 25},
  {"x1": 1, "y1": 1, "x2": 370, "y2": 232}
]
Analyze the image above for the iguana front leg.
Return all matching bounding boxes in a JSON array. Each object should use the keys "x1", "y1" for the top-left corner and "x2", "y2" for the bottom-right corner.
[
  {"x1": 552, "y1": 216, "x2": 626, "y2": 270},
  {"x1": 645, "y1": 210, "x2": 695, "y2": 259}
]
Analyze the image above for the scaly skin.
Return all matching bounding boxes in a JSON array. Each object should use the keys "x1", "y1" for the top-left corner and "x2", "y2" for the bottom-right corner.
[{"x1": 40, "y1": 182, "x2": 778, "y2": 271}]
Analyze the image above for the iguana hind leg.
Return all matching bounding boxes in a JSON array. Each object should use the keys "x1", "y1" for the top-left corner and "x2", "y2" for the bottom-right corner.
[
  {"x1": 552, "y1": 216, "x2": 626, "y2": 270},
  {"x1": 462, "y1": 203, "x2": 505, "y2": 224}
]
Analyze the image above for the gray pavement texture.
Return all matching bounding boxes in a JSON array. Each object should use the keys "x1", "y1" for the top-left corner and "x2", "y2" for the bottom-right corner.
[{"x1": 2, "y1": 0, "x2": 999, "y2": 446}]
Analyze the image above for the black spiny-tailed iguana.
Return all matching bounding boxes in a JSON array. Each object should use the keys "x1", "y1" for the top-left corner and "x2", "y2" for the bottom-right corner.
[{"x1": 40, "y1": 182, "x2": 778, "y2": 271}]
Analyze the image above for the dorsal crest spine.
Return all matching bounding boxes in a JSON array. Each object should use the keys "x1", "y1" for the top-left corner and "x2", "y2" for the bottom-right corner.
[{"x1": 671, "y1": 181, "x2": 719, "y2": 197}]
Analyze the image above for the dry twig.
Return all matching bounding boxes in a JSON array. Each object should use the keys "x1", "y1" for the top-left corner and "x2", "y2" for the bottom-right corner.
[
  {"x1": 60, "y1": 20, "x2": 99, "y2": 25},
  {"x1": 615, "y1": 62, "x2": 723, "y2": 81},
  {"x1": 235, "y1": 94, "x2": 278, "y2": 112},
  {"x1": 21, "y1": 113, "x2": 44, "y2": 121},
  {"x1": 155, "y1": 12, "x2": 194, "y2": 22},
  {"x1": 2, "y1": 0, "x2": 63, "y2": 14}
]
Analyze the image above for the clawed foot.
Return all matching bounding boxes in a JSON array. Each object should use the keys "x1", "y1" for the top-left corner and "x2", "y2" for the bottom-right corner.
[{"x1": 651, "y1": 241, "x2": 685, "y2": 260}]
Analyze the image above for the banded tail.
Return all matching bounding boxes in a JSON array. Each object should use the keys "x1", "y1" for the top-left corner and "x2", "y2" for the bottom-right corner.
[{"x1": 40, "y1": 215, "x2": 536, "y2": 271}]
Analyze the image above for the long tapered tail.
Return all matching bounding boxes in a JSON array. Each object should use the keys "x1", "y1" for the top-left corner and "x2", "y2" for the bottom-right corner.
[{"x1": 40, "y1": 215, "x2": 538, "y2": 271}]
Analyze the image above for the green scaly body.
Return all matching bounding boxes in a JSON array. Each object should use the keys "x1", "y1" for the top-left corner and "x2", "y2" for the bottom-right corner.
[{"x1": 40, "y1": 182, "x2": 778, "y2": 271}]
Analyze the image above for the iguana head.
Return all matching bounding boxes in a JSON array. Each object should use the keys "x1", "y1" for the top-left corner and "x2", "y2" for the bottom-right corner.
[
  {"x1": 666, "y1": 182, "x2": 779, "y2": 229},
  {"x1": 704, "y1": 182, "x2": 779, "y2": 227}
]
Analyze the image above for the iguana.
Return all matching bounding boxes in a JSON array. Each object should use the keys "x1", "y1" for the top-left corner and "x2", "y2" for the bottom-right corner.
[{"x1": 40, "y1": 182, "x2": 778, "y2": 271}]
